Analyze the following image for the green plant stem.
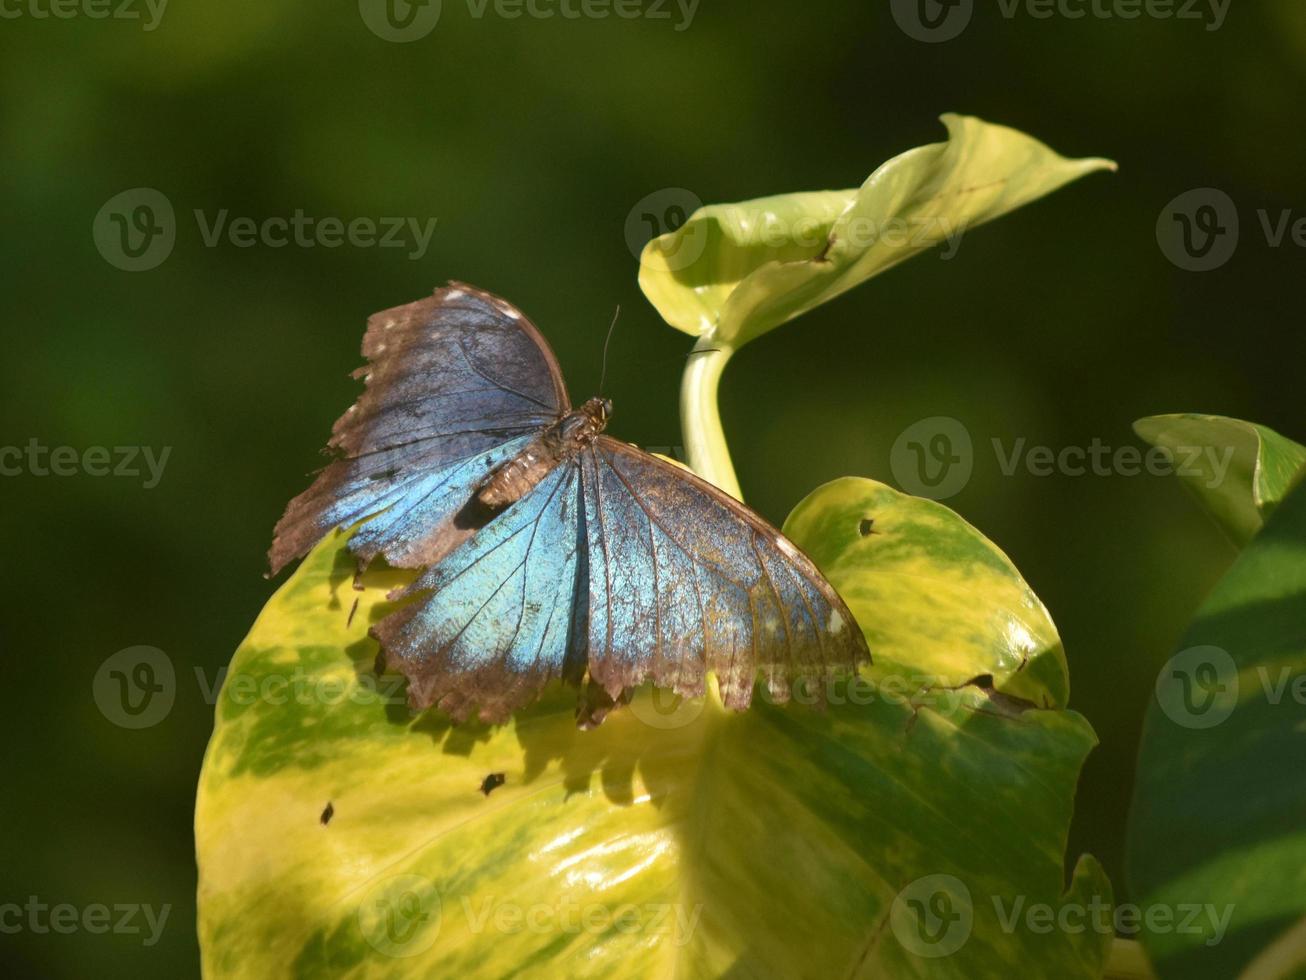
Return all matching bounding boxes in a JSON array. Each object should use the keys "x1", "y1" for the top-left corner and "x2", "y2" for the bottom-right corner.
[
  {"x1": 1104, "y1": 939, "x2": 1157, "y2": 979},
  {"x1": 679, "y1": 338, "x2": 742, "y2": 501}
]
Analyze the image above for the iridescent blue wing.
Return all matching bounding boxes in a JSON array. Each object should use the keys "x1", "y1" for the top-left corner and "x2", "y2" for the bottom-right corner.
[
  {"x1": 372, "y1": 436, "x2": 867, "y2": 724},
  {"x1": 581, "y1": 437, "x2": 869, "y2": 712},
  {"x1": 268, "y1": 283, "x2": 569, "y2": 574},
  {"x1": 370, "y1": 463, "x2": 587, "y2": 723}
]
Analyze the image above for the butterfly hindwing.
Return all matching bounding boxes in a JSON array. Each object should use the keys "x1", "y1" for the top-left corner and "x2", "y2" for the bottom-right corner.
[
  {"x1": 371, "y1": 463, "x2": 588, "y2": 723},
  {"x1": 581, "y1": 437, "x2": 869, "y2": 710},
  {"x1": 268, "y1": 283, "x2": 569, "y2": 574}
]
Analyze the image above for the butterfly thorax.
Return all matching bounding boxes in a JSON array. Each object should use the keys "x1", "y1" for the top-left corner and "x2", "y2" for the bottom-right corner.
[{"x1": 475, "y1": 397, "x2": 612, "y2": 511}]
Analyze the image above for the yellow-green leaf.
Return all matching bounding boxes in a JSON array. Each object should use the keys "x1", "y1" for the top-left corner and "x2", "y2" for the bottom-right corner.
[
  {"x1": 1133, "y1": 414, "x2": 1306, "y2": 547},
  {"x1": 197, "y1": 527, "x2": 1106, "y2": 978},
  {"x1": 639, "y1": 114, "x2": 1115, "y2": 349},
  {"x1": 783, "y1": 477, "x2": 1069, "y2": 708}
]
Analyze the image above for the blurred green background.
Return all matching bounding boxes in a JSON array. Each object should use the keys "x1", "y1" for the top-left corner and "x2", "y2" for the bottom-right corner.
[{"x1": 3, "y1": 1, "x2": 1303, "y2": 975}]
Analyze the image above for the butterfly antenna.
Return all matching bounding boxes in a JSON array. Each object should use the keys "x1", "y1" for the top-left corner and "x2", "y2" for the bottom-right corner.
[{"x1": 598, "y1": 305, "x2": 621, "y2": 396}]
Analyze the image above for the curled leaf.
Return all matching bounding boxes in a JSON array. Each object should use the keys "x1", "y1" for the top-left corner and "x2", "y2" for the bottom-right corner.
[
  {"x1": 640, "y1": 113, "x2": 1115, "y2": 349},
  {"x1": 1134, "y1": 414, "x2": 1306, "y2": 547}
]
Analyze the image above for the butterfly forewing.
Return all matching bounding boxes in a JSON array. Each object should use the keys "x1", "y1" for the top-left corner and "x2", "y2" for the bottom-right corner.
[
  {"x1": 581, "y1": 437, "x2": 869, "y2": 710},
  {"x1": 268, "y1": 284, "x2": 570, "y2": 574}
]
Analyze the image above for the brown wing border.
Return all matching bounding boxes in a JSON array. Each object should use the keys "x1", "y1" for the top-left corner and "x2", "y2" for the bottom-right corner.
[
  {"x1": 268, "y1": 282, "x2": 571, "y2": 574},
  {"x1": 589, "y1": 434, "x2": 871, "y2": 673}
]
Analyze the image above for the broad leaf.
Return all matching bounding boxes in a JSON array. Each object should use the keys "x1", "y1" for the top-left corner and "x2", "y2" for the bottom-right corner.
[
  {"x1": 783, "y1": 477, "x2": 1069, "y2": 709},
  {"x1": 197, "y1": 509, "x2": 1108, "y2": 978},
  {"x1": 1133, "y1": 414, "x2": 1306, "y2": 547},
  {"x1": 639, "y1": 114, "x2": 1115, "y2": 349},
  {"x1": 1126, "y1": 479, "x2": 1306, "y2": 978}
]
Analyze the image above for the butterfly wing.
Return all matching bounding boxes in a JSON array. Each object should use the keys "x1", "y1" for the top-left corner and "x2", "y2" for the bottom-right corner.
[
  {"x1": 372, "y1": 436, "x2": 867, "y2": 724},
  {"x1": 268, "y1": 283, "x2": 570, "y2": 574},
  {"x1": 371, "y1": 462, "x2": 588, "y2": 723},
  {"x1": 580, "y1": 436, "x2": 870, "y2": 710}
]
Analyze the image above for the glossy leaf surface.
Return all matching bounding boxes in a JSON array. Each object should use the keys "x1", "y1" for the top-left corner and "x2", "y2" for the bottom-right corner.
[{"x1": 198, "y1": 501, "x2": 1107, "y2": 977}]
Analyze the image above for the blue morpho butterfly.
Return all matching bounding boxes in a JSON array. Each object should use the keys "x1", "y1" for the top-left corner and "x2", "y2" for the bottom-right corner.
[{"x1": 269, "y1": 283, "x2": 869, "y2": 726}]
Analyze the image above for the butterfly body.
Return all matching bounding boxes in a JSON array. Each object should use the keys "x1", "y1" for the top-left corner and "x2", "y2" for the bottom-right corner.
[
  {"x1": 476, "y1": 397, "x2": 611, "y2": 511},
  {"x1": 270, "y1": 283, "x2": 869, "y2": 724}
]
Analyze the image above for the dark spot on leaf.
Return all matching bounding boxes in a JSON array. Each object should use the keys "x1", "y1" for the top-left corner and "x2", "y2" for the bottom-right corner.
[
  {"x1": 859, "y1": 518, "x2": 877, "y2": 536},
  {"x1": 347, "y1": 597, "x2": 360, "y2": 627},
  {"x1": 961, "y1": 674, "x2": 1039, "y2": 717},
  {"x1": 320, "y1": 801, "x2": 334, "y2": 825},
  {"x1": 480, "y1": 773, "x2": 506, "y2": 796}
]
